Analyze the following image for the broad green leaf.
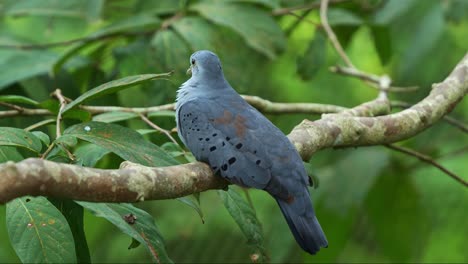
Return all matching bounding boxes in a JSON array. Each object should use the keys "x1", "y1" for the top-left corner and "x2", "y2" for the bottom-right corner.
[
  {"x1": 0, "y1": 50, "x2": 58, "y2": 90},
  {"x1": 6, "y1": 197, "x2": 76, "y2": 263},
  {"x1": 219, "y1": 0, "x2": 280, "y2": 9},
  {"x1": 151, "y1": 30, "x2": 191, "y2": 72},
  {"x1": 370, "y1": 26, "x2": 392, "y2": 65},
  {"x1": 73, "y1": 143, "x2": 110, "y2": 167},
  {"x1": 92, "y1": 111, "x2": 139, "y2": 123},
  {"x1": 53, "y1": 13, "x2": 161, "y2": 75},
  {"x1": 53, "y1": 41, "x2": 103, "y2": 77},
  {"x1": 172, "y1": 16, "x2": 221, "y2": 52},
  {"x1": 3, "y1": 0, "x2": 100, "y2": 19},
  {"x1": 190, "y1": 2, "x2": 285, "y2": 59},
  {"x1": 318, "y1": 149, "x2": 389, "y2": 214},
  {"x1": 297, "y1": 29, "x2": 327, "y2": 80},
  {"x1": 0, "y1": 146, "x2": 23, "y2": 162},
  {"x1": 0, "y1": 127, "x2": 42, "y2": 153},
  {"x1": 136, "y1": 0, "x2": 185, "y2": 15},
  {"x1": 397, "y1": 3, "x2": 444, "y2": 79},
  {"x1": 217, "y1": 188, "x2": 267, "y2": 261},
  {"x1": 48, "y1": 199, "x2": 90, "y2": 263},
  {"x1": 177, "y1": 196, "x2": 205, "y2": 223},
  {"x1": 93, "y1": 13, "x2": 161, "y2": 36},
  {"x1": 372, "y1": 0, "x2": 419, "y2": 25},
  {"x1": 364, "y1": 169, "x2": 427, "y2": 262},
  {"x1": 78, "y1": 202, "x2": 172, "y2": 263},
  {"x1": 0, "y1": 95, "x2": 38, "y2": 106},
  {"x1": 328, "y1": 8, "x2": 363, "y2": 26},
  {"x1": 62, "y1": 73, "x2": 172, "y2": 114},
  {"x1": 31, "y1": 131, "x2": 50, "y2": 146},
  {"x1": 63, "y1": 121, "x2": 177, "y2": 166}
]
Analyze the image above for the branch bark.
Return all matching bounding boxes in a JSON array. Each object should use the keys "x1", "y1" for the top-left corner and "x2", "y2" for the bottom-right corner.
[{"x1": 0, "y1": 54, "x2": 466, "y2": 204}]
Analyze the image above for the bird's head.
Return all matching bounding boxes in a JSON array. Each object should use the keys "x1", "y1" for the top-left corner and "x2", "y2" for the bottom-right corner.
[{"x1": 187, "y1": 50, "x2": 224, "y2": 79}]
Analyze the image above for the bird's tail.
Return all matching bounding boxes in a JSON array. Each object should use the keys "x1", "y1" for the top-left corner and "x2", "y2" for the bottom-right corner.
[{"x1": 276, "y1": 193, "x2": 328, "y2": 254}]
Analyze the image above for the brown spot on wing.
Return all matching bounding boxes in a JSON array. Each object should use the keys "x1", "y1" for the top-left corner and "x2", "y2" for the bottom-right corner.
[
  {"x1": 213, "y1": 110, "x2": 233, "y2": 124},
  {"x1": 234, "y1": 115, "x2": 247, "y2": 138},
  {"x1": 213, "y1": 110, "x2": 247, "y2": 138}
]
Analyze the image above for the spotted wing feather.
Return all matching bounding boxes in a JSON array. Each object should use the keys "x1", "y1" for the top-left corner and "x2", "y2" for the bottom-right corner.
[{"x1": 178, "y1": 99, "x2": 271, "y2": 188}]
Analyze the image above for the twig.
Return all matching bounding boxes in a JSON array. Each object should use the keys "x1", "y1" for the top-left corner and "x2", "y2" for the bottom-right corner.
[
  {"x1": 320, "y1": 0, "x2": 418, "y2": 93},
  {"x1": 139, "y1": 113, "x2": 180, "y2": 147},
  {"x1": 440, "y1": 115, "x2": 468, "y2": 133},
  {"x1": 25, "y1": 119, "x2": 56, "y2": 131},
  {"x1": 0, "y1": 108, "x2": 51, "y2": 118},
  {"x1": 385, "y1": 144, "x2": 467, "y2": 187},
  {"x1": 330, "y1": 66, "x2": 419, "y2": 92},
  {"x1": 0, "y1": 102, "x2": 24, "y2": 112},
  {"x1": 320, "y1": 0, "x2": 355, "y2": 68},
  {"x1": 160, "y1": 12, "x2": 184, "y2": 31},
  {"x1": 52, "y1": 89, "x2": 67, "y2": 138}
]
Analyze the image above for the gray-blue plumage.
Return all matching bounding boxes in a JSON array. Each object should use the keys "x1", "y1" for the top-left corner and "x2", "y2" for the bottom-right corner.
[{"x1": 176, "y1": 50, "x2": 328, "y2": 254}]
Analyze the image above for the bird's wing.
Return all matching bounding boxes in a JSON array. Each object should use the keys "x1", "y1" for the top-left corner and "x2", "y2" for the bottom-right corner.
[{"x1": 178, "y1": 98, "x2": 274, "y2": 189}]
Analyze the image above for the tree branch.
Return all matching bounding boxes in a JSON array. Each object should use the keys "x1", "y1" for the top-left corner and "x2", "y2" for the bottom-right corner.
[
  {"x1": 289, "y1": 53, "x2": 468, "y2": 160},
  {"x1": 0, "y1": 159, "x2": 227, "y2": 203},
  {"x1": 0, "y1": 54, "x2": 466, "y2": 204},
  {"x1": 385, "y1": 144, "x2": 467, "y2": 187}
]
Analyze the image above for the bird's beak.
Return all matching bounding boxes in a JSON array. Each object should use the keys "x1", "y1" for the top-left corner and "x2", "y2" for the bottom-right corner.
[{"x1": 186, "y1": 65, "x2": 192, "y2": 75}]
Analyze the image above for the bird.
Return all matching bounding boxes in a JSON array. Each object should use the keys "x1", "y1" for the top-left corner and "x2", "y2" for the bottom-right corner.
[{"x1": 175, "y1": 50, "x2": 328, "y2": 254}]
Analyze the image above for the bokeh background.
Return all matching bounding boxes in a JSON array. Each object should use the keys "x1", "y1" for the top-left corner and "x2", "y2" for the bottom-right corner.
[{"x1": 0, "y1": 0, "x2": 467, "y2": 263}]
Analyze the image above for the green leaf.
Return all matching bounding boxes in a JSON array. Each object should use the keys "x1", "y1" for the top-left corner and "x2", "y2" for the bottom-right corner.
[
  {"x1": 0, "y1": 146, "x2": 23, "y2": 162},
  {"x1": 177, "y1": 196, "x2": 205, "y2": 223},
  {"x1": 372, "y1": 0, "x2": 419, "y2": 25},
  {"x1": 31, "y1": 131, "x2": 50, "y2": 146},
  {"x1": 151, "y1": 30, "x2": 191, "y2": 72},
  {"x1": 217, "y1": 188, "x2": 267, "y2": 261},
  {"x1": 93, "y1": 13, "x2": 161, "y2": 36},
  {"x1": 73, "y1": 143, "x2": 110, "y2": 167},
  {"x1": 3, "y1": 0, "x2": 100, "y2": 19},
  {"x1": 6, "y1": 197, "x2": 77, "y2": 263},
  {"x1": 136, "y1": 0, "x2": 185, "y2": 15},
  {"x1": 128, "y1": 238, "x2": 141, "y2": 250},
  {"x1": 190, "y1": 2, "x2": 285, "y2": 59},
  {"x1": 370, "y1": 26, "x2": 392, "y2": 65},
  {"x1": 78, "y1": 202, "x2": 172, "y2": 263},
  {"x1": 62, "y1": 73, "x2": 172, "y2": 114},
  {"x1": 0, "y1": 127, "x2": 42, "y2": 153},
  {"x1": 220, "y1": 0, "x2": 281, "y2": 9},
  {"x1": 364, "y1": 168, "x2": 428, "y2": 262},
  {"x1": 297, "y1": 29, "x2": 327, "y2": 80},
  {"x1": 92, "y1": 111, "x2": 139, "y2": 123},
  {"x1": 318, "y1": 148, "x2": 389, "y2": 214},
  {"x1": 328, "y1": 8, "x2": 363, "y2": 26},
  {"x1": 172, "y1": 16, "x2": 220, "y2": 52},
  {"x1": 48, "y1": 198, "x2": 91, "y2": 263},
  {"x1": 0, "y1": 50, "x2": 58, "y2": 90},
  {"x1": 398, "y1": 3, "x2": 444, "y2": 79},
  {"x1": 0, "y1": 95, "x2": 39, "y2": 106},
  {"x1": 63, "y1": 121, "x2": 177, "y2": 166}
]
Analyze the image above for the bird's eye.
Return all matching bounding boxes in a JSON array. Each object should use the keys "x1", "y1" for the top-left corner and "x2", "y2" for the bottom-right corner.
[{"x1": 191, "y1": 59, "x2": 195, "y2": 65}]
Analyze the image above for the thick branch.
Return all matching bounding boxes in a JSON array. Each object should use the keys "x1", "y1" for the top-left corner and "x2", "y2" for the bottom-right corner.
[
  {"x1": 289, "y1": 53, "x2": 468, "y2": 160},
  {"x1": 0, "y1": 54, "x2": 466, "y2": 204},
  {"x1": 0, "y1": 159, "x2": 227, "y2": 203}
]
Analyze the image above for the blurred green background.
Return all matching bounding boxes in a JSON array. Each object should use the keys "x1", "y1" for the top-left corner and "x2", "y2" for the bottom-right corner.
[{"x1": 0, "y1": 0, "x2": 467, "y2": 263}]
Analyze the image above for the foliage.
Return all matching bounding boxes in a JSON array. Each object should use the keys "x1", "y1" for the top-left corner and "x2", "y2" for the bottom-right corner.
[{"x1": 0, "y1": 0, "x2": 467, "y2": 263}]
